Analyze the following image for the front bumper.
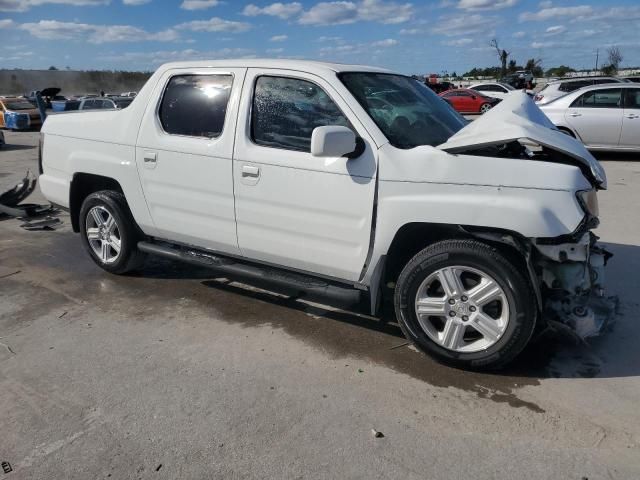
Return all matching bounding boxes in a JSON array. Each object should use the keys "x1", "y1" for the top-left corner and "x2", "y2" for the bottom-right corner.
[{"x1": 534, "y1": 233, "x2": 617, "y2": 339}]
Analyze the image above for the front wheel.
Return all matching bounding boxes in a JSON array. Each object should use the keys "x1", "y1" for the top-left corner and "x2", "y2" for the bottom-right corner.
[
  {"x1": 79, "y1": 190, "x2": 145, "y2": 274},
  {"x1": 394, "y1": 240, "x2": 536, "y2": 370}
]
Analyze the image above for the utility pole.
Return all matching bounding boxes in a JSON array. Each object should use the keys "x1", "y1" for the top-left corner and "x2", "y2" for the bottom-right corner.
[{"x1": 595, "y1": 49, "x2": 599, "y2": 73}]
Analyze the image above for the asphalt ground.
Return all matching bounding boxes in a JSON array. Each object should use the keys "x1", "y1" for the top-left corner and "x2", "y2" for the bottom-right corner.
[{"x1": 1, "y1": 130, "x2": 639, "y2": 479}]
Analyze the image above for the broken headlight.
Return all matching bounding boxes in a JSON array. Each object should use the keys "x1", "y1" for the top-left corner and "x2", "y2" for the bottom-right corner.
[{"x1": 576, "y1": 189, "x2": 599, "y2": 218}]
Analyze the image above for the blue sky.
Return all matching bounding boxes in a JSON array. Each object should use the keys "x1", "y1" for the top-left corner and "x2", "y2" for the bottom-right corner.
[{"x1": 1, "y1": 0, "x2": 640, "y2": 74}]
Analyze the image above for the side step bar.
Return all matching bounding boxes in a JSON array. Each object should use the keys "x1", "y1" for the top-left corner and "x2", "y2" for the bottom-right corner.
[{"x1": 137, "y1": 240, "x2": 354, "y2": 292}]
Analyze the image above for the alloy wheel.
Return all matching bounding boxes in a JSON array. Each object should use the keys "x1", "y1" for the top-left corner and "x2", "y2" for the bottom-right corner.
[{"x1": 414, "y1": 266, "x2": 510, "y2": 353}]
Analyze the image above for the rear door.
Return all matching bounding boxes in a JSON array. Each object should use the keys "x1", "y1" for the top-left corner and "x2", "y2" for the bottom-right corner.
[
  {"x1": 620, "y1": 87, "x2": 640, "y2": 148},
  {"x1": 565, "y1": 88, "x2": 623, "y2": 148},
  {"x1": 135, "y1": 67, "x2": 246, "y2": 254},
  {"x1": 232, "y1": 69, "x2": 377, "y2": 281}
]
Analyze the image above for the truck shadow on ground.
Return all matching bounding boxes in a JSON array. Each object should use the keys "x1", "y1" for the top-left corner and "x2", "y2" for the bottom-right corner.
[{"x1": 134, "y1": 240, "x2": 639, "y2": 391}]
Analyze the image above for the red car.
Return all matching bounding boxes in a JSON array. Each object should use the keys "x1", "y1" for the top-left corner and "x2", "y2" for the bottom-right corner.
[{"x1": 438, "y1": 88, "x2": 501, "y2": 114}]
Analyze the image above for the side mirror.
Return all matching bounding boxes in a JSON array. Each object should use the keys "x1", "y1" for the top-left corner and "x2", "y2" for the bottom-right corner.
[{"x1": 311, "y1": 125, "x2": 359, "y2": 158}]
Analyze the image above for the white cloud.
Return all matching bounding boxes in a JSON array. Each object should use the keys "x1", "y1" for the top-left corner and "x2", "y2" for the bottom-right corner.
[
  {"x1": 0, "y1": 0, "x2": 107, "y2": 12},
  {"x1": 299, "y1": 0, "x2": 413, "y2": 26},
  {"x1": 431, "y1": 13, "x2": 498, "y2": 36},
  {"x1": 442, "y1": 37, "x2": 473, "y2": 46},
  {"x1": 0, "y1": 18, "x2": 14, "y2": 28},
  {"x1": 456, "y1": 0, "x2": 517, "y2": 11},
  {"x1": 266, "y1": 47, "x2": 284, "y2": 53},
  {"x1": 19, "y1": 20, "x2": 179, "y2": 43},
  {"x1": 399, "y1": 28, "x2": 421, "y2": 35},
  {"x1": 531, "y1": 41, "x2": 555, "y2": 48},
  {"x1": 539, "y1": 0, "x2": 552, "y2": 7},
  {"x1": 316, "y1": 35, "x2": 343, "y2": 42},
  {"x1": 242, "y1": 2, "x2": 303, "y2": 19},
  {"x1": 545, "y1": 24, "x2": 565, "y2": 36},
  {"x1": 180, "y1": 0, "x2": 220, "y2": 9},
  {"x1": 371, "y1": 38, "x2": 398, "y2": 47},
  {"x1": 102, "y1": 47, "x2": 255, "y2": 67},
  {"x1": 176, "y1": 17, "x2": 251, "y2": 33},
  {"x1": 512, "y1": 30, "x2": 525, "y2": 38},
  {"x1": 123, "y1": 0, "x2": 151, "y2": 5},
  {"x1": 519, "y1": 5, "x2": 592, "y2": 21},
  {"x1": 299, "y1": 1, "x2": 359, "y2": 24},
  {"x1": 269, "y1": 34, "x2": 288, "y2": 41}
]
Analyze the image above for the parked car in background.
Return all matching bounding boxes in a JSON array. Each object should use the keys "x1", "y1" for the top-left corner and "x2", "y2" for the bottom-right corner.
[
  {"x1": 425, "y1": 80, "x2": 455, "y2": 94},
  {"x1": 39, "y1": 59, "x2": 614, "y2": 369},
  {"x1": 622, "y1": 76, "x2": 640, "y2": 83},
  {"x1": 535, "y1": 76, "x2": 627, "y2": 105},
  {"x1": 120, "y1": 91, "x2": 137, "y2": 97},
  {"x1": 539, "y1": 84, "x2": 640, "y2": 151},
  {"x1": 0, "y1": 97, "x2": 42, "y2": 130},
  {"x1": 27, "y1": 88, "x2": 66, "y2": 108},
  {"x1": 469, "y1": 82, "x2": 515, "y2": 100},
  {"x1": 501, "y1": 72, "x2": 535, "y2": 90},
  {"x1": 78, "y1": 96, "x2": 133, "y2": 110},
  {"x1": 439, "y1": 88, "x2": 501, "y2": 114},
  {"x1": 0, "y1": 129, "x2": 5, "y2": 148}
]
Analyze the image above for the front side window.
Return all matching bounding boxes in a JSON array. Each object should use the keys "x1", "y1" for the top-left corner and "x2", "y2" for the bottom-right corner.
[
  {"x1": 251, "y1": 76, "x2": 350, "y2": 152},
  {"x1": 159, "y1": 74, "x2": 233, "y2": 138},
  {"x1": 340, "y1": 72, "x2": 466, "y2": 149},
  {"x1": 571, "y1": 88, "x2": 622, "y2": 108}
]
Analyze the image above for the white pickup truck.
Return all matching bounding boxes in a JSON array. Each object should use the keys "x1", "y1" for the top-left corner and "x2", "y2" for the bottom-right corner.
[{"x1": 39, "y1": 59, "x2": 614, "y2": 369}]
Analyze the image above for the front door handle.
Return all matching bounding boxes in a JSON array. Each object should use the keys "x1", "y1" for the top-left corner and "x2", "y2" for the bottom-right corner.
[
  {"x1": 625, "y1": 114, "x2": 639, "y2": 119},
  {"x1": 242, "y1": 165, "x2": 260, "y2": 178},
  {"x1": 142, "y1": 151, "x2": 157, "y2": 169},
  {"x1": 569, "y1": 112, "x2": 582, "y2": 117}
]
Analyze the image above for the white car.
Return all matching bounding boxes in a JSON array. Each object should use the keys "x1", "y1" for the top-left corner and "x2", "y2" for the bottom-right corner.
[
  {"x1": 469, "y1": 82, "x2": 515, "y2": 100},
  {"x1": 534, "y1": 76, "x2": 627, "y2": 105},
  {"x1": 540, "y1": 83, "x2": 640, "y2": 151},
  {"x1": 38, "y1": 59, "x2": 614, "y2": 369}
]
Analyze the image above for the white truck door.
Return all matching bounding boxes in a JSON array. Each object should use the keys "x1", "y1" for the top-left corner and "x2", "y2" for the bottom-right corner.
[
  {"x1": 232, "y1": 69, "x2": 378, "y2": 281},
  {"x1": 135, "y1": 67, "x2": 246, "y2": 254}
]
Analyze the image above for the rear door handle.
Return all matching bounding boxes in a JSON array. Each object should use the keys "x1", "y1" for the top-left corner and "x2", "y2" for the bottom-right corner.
[
  {"x1": 569, "y1": 112, "x2": 582, "y2": 117},
  {"x1": 625, "y1": 114, "x2": 639, "y2": 119},
  {"x1": 242, "y1": 165, "x2": 260, "y2": 178}
]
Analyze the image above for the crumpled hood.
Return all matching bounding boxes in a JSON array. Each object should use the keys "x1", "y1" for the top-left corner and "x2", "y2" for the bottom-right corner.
[{"x1": 437, "y1": 91, "x2": 607, "y2": 189}]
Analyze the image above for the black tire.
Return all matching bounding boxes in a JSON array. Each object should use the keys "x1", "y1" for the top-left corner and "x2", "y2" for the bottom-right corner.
[
  {"x1": 394, "y1": 239, "x2": 537, "y2": 370},
  {"x1": 79, "y1": 190, "x2": 145, "y2": 274}
]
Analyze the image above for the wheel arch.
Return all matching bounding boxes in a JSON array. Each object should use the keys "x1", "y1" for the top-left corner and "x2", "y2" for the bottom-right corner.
[
  {"x1": 368, "y1": 222, "x2": 541, "y2": 316},
  {"x1": 69, "y1": 173, "x2": 124, "y2": 232}
]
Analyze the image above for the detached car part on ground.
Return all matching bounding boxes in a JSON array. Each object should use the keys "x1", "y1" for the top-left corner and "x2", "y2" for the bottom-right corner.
[{"x1": 38, "y1": 60, "x2": 615, "y2": 370}]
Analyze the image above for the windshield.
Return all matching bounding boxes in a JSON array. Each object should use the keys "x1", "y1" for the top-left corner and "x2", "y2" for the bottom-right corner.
[
  {"x1": 5, "y1": 101, "x2": 35, "y2": 111},
  {"x1": 339, "y1": 72, "x2": 466, "y2": 149}
]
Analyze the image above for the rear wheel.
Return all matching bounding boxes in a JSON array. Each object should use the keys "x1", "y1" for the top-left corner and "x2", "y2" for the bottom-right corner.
[
  {"x1": 79, "y1": 190, "x2": 145, "y2": 274},
  {"x1": 479, "y1": 103, "x2": 492, "y2": 114},
  {"x1": 394, "y1": 240, "x2": 536, "y2": 370}
]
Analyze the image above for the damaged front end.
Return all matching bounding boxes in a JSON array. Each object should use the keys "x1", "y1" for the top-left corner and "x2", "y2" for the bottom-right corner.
[{"x1": 534, "y1": 231, "x2": 617, "y2": 340}]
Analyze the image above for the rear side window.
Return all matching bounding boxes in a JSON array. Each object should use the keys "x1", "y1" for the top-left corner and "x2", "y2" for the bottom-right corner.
[
  {"x1": 251, "y1": 76, "x2": 350, "y2": 152},
  {"x1": 571, "y1": 88, "x2": 622, "y2": 108},
  {"x1": 159, "y1": 74, "x2": 233, "y2": 138}
]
